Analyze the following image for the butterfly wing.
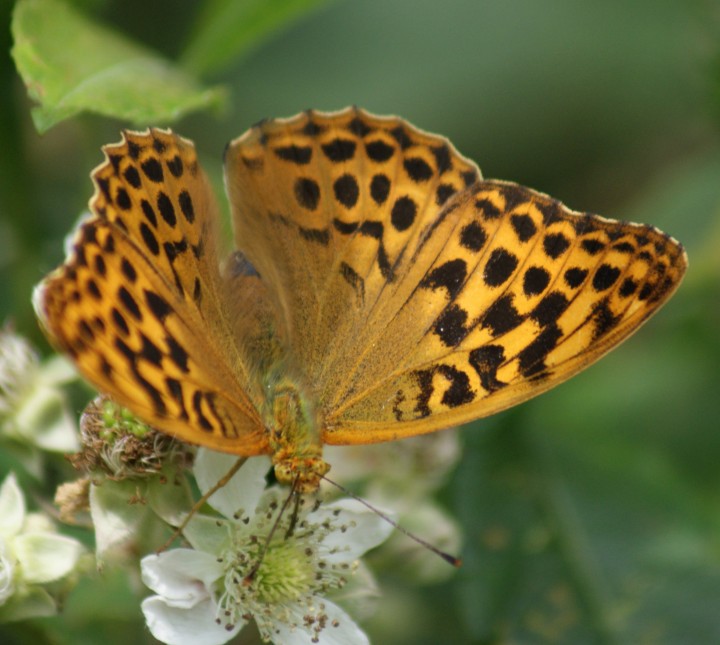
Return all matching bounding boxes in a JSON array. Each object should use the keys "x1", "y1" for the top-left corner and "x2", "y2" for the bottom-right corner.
[
  {"x1": 35, "y1": 130, "x2": 269, "y2": 454},
  {"x1": 224, "y1": 107, "x2": 479, "y2": 399},
  {"x1": 224, "y1": 108, "x2": 686, "y2": 444},
  {"x1": 323, "y1": 180, "x2": 687, "y2": 441}
]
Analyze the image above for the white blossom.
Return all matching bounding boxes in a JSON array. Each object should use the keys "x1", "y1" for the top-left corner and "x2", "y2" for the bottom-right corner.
[
  {"x1": 141, "y1": 450, "x2": 392, "y2": 644},
  {"x1": 0, "y1": 473, "x2": 84, "y2": 621},
  {"x1": 0, "y1": 327, "x2": 78, "y2": 454}
]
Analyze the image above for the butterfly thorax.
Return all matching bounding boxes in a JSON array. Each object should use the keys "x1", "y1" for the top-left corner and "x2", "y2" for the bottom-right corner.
[{"x1": 265, "y1": 377, "x2": 329, "y2": 493}]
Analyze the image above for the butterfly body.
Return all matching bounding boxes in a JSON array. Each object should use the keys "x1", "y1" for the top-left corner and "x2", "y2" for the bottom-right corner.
[
  {"x1": 34, "y1": 108, "x2": 687, "y2": 492},
  {"x1": 264, "y1": 374, "x2": 328, "y2": 492}
]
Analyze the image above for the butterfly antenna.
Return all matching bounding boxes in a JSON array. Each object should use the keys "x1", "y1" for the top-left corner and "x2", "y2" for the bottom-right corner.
[
  {"x1": 321, "y1": 475, "x2": 462, "y2": 567},
  {"x1": 284, "y1": 490, "x2": 303, "y2": 539},
  {"x1": 243, "y1": 479, "x2": 299, "y2": 584},
  {"x1": 158, "y1": 456, "x2": 248, "y2": 553}
]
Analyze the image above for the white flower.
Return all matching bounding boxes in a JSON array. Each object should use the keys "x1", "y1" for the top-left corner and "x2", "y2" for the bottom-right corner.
[
  {"x1": 0, "y1": 473, "x2": 84, "y2": 621},
  {"x1": 0, "y1": 327, "x2": 79, "y2": 454},
  {"x1": 141, "y1": 450, "x2": 392, "y2": 644}
]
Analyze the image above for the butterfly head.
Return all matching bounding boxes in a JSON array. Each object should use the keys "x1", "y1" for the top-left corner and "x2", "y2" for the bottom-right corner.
[{"x1": 272, "y1": 453, "x2": 330, "y2": 494}]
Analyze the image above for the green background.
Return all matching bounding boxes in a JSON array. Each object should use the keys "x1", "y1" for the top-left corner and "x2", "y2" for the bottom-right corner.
[{"x1": 2, "y1": 0, "x2": 720, "y2": 643}]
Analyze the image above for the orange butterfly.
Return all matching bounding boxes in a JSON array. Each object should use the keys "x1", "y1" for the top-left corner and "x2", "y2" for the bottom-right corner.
[{"x1": 35, "y1": 108, "x2": 687, "y2": 492}]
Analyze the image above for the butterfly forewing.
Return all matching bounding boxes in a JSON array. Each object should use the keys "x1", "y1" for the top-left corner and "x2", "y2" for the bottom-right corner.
[
  {"x1": 35, "y1": 130, "x2": 268, "y2": 455},
  {"x1": 225, "y1": 107, "x2": 482, "y2": 408}
]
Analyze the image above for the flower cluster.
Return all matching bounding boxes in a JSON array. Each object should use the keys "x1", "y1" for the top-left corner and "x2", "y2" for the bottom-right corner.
[
  {"x1": 0, "y1": 473, "x2": 85, "y2": 622},
  {"x1": 0, "y1": 327, "x2": 78, "y2": 464}
]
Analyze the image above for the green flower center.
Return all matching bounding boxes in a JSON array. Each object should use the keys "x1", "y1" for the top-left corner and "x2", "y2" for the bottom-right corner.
[{"x1": 253, "y1": 540, "x2": 315, "y2": 604}]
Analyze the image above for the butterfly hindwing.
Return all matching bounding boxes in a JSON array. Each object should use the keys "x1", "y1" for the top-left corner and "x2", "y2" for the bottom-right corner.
[{"x1": 321, "y1": 180, "x2": 686, "y2": 442}]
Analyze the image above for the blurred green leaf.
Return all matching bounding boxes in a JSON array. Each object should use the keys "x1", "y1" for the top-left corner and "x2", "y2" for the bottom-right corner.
[
  {"x1": 181, "y1": 0, "x2": 334, "y2": 76},
  {"x1": 455, "y1": 410, "x2": 720, "y2": 644},
  {"x1": 11, "y1": 0, "x2": 224, "y2": 133}
]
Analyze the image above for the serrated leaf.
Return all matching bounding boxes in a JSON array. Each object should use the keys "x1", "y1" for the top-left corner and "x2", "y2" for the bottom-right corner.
[{"x1": 11, "y1": 0, "x2": 224, "y2": 133}]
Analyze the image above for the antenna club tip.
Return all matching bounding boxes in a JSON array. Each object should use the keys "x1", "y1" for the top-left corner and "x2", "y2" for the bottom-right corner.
[{"x1": 442, "y1": 553, "x2": 462, "y2": 567}]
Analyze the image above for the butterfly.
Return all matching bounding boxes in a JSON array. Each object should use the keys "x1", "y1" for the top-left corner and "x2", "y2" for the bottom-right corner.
[{"x1": 34, "y1": 107, "x2": 687, "y2": 492}]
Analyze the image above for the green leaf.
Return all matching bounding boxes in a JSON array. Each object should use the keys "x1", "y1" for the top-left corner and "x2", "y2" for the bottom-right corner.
[
  {"x1": 182, "y1": 0, "x2": 335, "y2": 75},
  {"x1": 0, "y1": 587, "x2": 56, "y2": 623},
  {"x1": 11, "y1": 0, "x2": 224, "y2": 133}
]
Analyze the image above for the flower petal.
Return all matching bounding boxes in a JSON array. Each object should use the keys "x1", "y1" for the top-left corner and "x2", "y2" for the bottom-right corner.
[
  {"x1": 89, "y1": 479, "x2": 149, "y2": 562},
  {"x1": 182, "y1": 514, "x2": 231, "y2": 555},
  {"x1": 13, "y1": 532, "x2": 83, "y2": 583},
  {"x1": 272, "y1": 599, "x2": 369, "y2": 645},
  {"x1": 310, "y1": 499, "x2": 394, "y2": 563},
  {"x1": 0, "y1": 473, "x2": 25, "y2": 540},
  {"x1": 193, "y1": 450, "x2": 270, "y2": 519},
  {"x1": 141, "y1": 550, "x2": 222, "y2": 607},
  {"x1": 142, "y1": 595, "x2": 244, "y2": 645},
  {"x1": 14, "y1": 384, "x2": 79, "y2": 452}
]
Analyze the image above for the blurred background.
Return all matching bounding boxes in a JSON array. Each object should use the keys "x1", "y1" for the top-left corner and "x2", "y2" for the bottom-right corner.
[{"x1": 1, "y1": 0, "x2": 719, "y2": 643}]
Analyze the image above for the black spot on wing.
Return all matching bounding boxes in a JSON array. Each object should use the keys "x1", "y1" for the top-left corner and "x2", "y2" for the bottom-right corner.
[
  {"x1": 370, "y1": 174, "x2": 390, "y2": 205},
  {"x1": 591, "y1": 298, "x2": 621, "y2": 339},
  {"x1": 481, "y1": 295, "x2": 523, "y2": 336},
  {"x1": 141, "y1": 200, "x2": 158, "y2": 228},
  {"x1": 543, "y1": 233, "x2": 570, "y2": 259},
  {"x1": 333, "y1": 174, "x2": 360, "y2": 208},
  {"x1": 322, "y1": 138, "x2": 356, "y2": 162},
  {"x1": 483, "y1": 248, "x2": 518, "y2": 287},
  {"x1": 582, "y1": 239, "x2": 605, "y2": 255},
  {"x1": 141, "y1": 158, "x2": 164, "y2": 182},
  {"x1": 432, "y1": 144, "x2": 452, "y2": 174},
  {"x1": 123, "y1": 165, "x2": 141, "y2": 188},
  {"x1": 459, "y1": 221, "x2": 487, "y2": 252},
  {"x1": 166, "y1": 155, "x2": 183, "y2": 178},
  {"x1": 165, "y1": 334, "x2": 189, "y2": 372},
  {"x1": 518, "y1": 325, "x2": 563, "y2": 377},
  {"x1": 432, "y1": 304, "x2": 469, "y2": 347},
  {"x1": 421, "y1": 259, "x2": 467, "y2": 298},
  {"x1": 157, "y1": 192, "x2": 177, "y2": 226},
  {"x1": 274, "y1": 145, "x2": 312, "y2": 164},
  {"x1": 118, "y1": 286, "x2": 141, "y2": 320},
  {"x1": 366, "y1": 140, "x2": 395, "y2": 162},
  {"x1": 299, "y1": 227, "x2": 330, "y2": 246},
  {"x1": 294, "y1": 178, "x2": 320, "y2": 210},
  {"x1": 523, "y1": 266, "x2": 550, "y2": 296},
  {"x1": 145, "y1": 289, "x2": 172, "y2": 322},
  {"x1": 564, "y1": 267, "x2": 588, "y2": 288},
  {"x1": 348, "y1": 116, "x2": 372, "y2": 137},
  {"x1": 531, "y1": 292, "x2": 570, "y2": 326},
  {"x1": 469, "y1": 345, "x2": 508, "y2": 392},
  {"x1": 391, "y1": 196, "x2": 417, "y2": 231},
  {"x1": 413, "y1": 364, "x2": 475, "y2": 418},
  {"x1": 510, "y1": 213, "x2": 537, "y2": 242},
  {"x1": 390, "y1": 126, "x2": 412, "y2": 149},
  {"x1": 404, "y1": 157, "x2": 433, "y2": 182},
  {"x1": 593, "y1": 264, "x2": 621, "y2": 291},
  {"x1": 178, "y1": 191, "x2": 195, "y2": 223}
]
